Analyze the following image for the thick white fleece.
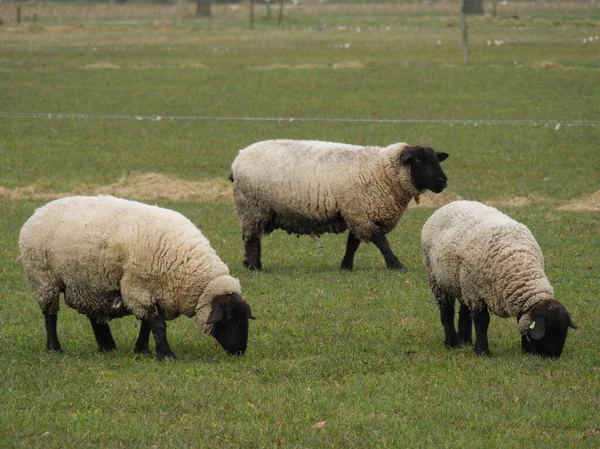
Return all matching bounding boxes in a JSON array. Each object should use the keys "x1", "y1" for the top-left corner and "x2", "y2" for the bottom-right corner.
[
  {"x1": 231, "y1": 139, "x2": 419, "y2": 241},
  {"x1": 421, "y1": 200, "x2": 553, "y2": 333},
  {"x1": 19, "y1": 195, "x2": 241, "y2": 334}
]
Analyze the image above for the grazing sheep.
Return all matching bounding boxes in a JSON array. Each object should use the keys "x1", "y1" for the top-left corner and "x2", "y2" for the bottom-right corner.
[
  {"x1": 230, "y1": 139, "x2": 449, "y2": 271},
  {"x1": 19, "y1": 195, "x2": 255, "y2": 360},
  {"x1": 421, "y1": 200, "x2": 576, "y2": 358}
]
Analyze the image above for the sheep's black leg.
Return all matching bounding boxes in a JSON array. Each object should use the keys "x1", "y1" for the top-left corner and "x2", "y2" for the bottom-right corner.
[
  {"x1": 44, "y1": 313, "x2": 62, "y2": 352},
  {"x1": 457, "y1": 303, "x2": 473, "y2": 345},
  {"x1": 243, "y1": 235, "x2": 262, "y2": 271},
  {"x1": 472, "y1": 306, "x2": 491, "y2": 356},
  {"x1": 134, "y1": 319, "x2": 152, "y2": 355},
  {"x1": 439, "y1": 300, "x2": 458, "y2": 348},
  {"x1": 148, "y1": 308, "x2": 176, "y2": 361},
  {"x1": 89, "y1": 318, "x2": 117, "y2": 352},
  {"x1": 371, "y1": 233, "x2": 407, "y2": 272},
  {"x1": 341, "y1": 232, "x2": 361, "y2": 270}
]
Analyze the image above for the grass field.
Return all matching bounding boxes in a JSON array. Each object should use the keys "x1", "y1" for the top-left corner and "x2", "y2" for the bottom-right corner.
[{"x1": 1, "y1": 2, "x2": 599, "y2": 448}]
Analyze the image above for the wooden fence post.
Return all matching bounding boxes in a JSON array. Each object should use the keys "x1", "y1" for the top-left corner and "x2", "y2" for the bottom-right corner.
[
  {"x1": 277, "y1": 0, "x2": 284, "y2": 26},
  {"x1": 460, "y1": 12, "x2": 469, "y2": 66}
]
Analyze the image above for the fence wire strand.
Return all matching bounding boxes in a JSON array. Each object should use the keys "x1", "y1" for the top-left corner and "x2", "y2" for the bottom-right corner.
[{"x1": 0, "y1": 112, "x2": 598, "y2": 127}]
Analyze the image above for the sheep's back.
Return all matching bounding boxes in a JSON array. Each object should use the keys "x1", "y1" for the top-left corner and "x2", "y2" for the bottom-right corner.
[
  {"x1": 232, "y1": 140, "x2": 384, "y2": 224},
  {"x1": 20, "y1": 196, "x2": 227, "y2": 318},
  {"x1": 422, "y1": 201, "x2": 551, "y2": 317}
]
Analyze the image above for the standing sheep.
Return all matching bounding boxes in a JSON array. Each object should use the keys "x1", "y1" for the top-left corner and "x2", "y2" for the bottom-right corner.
[
  {"x1": 230, "y1": 139, "x2": 449, "y2": 271},
  {"x1": 19, "y1": 195, "x2": 255, "y2": 360},
  {"x1": 421, "y1": 200, "x2": 576, "y2": 358}
]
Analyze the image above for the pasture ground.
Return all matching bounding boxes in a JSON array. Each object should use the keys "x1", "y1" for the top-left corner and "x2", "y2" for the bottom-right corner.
[{"x1": 0, "y1": 2, "x2": 599, "y2": 448}]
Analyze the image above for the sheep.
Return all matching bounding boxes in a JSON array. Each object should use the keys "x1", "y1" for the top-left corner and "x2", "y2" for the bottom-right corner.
[
  {"x1": 19, "y1": 195, "x2": 255, "y2": 360},
  {"x1": 421, "y1": 200, "x2": 576, "y2": 358},
  {"x1": 230, "y1": 139, "x2": 449, "y2": 271}
]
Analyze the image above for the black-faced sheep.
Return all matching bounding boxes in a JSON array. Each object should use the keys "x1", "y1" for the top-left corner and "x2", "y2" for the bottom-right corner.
[
  {"x1": 19, "y1": 195, "x2": 255, "y2": 360},
  {"x1": 230, "y1": 139, "x2": 449, "y2": 271},
  {"x1": 421, "y1": 200, "x2": 576, "y2": 358}
]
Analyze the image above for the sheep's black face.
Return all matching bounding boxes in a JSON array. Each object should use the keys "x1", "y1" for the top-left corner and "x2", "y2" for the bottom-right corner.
[
  {"x1": 401, "y1": 146, "x2": 449, "y2": 193},
  {"x1": 523, "y1": 299, "x2": 576, "y2": 359},
  {"x1": 207, "y1": 294, "x2": 255, "y2": 356}
]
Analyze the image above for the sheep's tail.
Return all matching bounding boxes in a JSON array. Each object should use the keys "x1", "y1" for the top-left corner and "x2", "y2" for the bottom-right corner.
[{"x1": 228, "y1": 173, "x2": 234, "y2": 182}]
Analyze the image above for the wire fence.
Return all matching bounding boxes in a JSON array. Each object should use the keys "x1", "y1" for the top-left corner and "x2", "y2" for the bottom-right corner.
[{"x1": 0, "y1": 112, "x2": 598, "y2": 128}]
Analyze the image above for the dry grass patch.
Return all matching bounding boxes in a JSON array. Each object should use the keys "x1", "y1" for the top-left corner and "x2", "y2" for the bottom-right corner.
[
  {"x1": 557, "y1": 190, "x2": 600, "y2": 211},
  {"x1": 532, "y1": 61, "x2": 565, "y2": 69},
  {"x1": 296, "y1": 63, "x2": 328, "y2": 69},
  {"x1": 486, "y1": 196, "x2": 537, "y2": 207},
  {"x1": 179, "y1": 62, "x2": 208, "y2": 69},
  {"x1": 78, "y1": 173, "x2": 233, "y2": 203},
  {"x1": 0, "y1": 173, "x2": 233, "y2": 203},
  {"x1": 81, "y1": 62, "x2": 121, "y2": 70},
  {"x1": 332, "y1": 61, "x2": 364, "y2": 69}
]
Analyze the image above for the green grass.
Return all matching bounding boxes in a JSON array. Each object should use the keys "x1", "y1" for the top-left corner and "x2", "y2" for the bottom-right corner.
[{"x1": 1, "y1": 3, "x2": 599, "y2": 448}]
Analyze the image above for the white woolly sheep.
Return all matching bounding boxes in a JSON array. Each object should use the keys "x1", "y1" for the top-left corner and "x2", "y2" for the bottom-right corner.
[
  {"x1": 421, "y1": 200, "x2": 576, "y2": 358},
  {"x1": 230, "y1": 139, "x2": 449, "y2": 271},
  {"x1": 19, "y1": 195, "x2": 255, "y2": 360}
]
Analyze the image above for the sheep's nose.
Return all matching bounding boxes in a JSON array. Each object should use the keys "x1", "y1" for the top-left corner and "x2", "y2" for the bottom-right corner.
[{"x1": 437, "y1": 177, "x2": 447, "y2": 188}]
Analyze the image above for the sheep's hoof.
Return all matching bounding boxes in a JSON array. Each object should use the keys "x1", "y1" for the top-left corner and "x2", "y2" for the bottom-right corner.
[
  {"x1": 387, "y1": 263, "x2": 408, "y2": 272},
  {"x1": 444, "y1": 338, "x2": 458, "y2": 348},
  {"x1": 457, "y1": 337, "x2": 473, "y2": 346},
  {"x1": 156, "y1": 350, "x2": 177, "y2": 361},
  {"x1": 340, "y1": 262, "x2": 353, "y2": 271},
  {"x1": 473, "y1": 347, "x2": 491, "y2": 356},
  {"x1": 134, "y1": 346, "x2": 152, "y2": 355},
  {"x1": 98, "y1": 343, "x2": 117, "y2": 352},
  {"x1": 47, "y1": 346, "x2": 63, "y2": 353},
  {"x1": 243, "y1": 260, "x2": 262, "y2": 271}
]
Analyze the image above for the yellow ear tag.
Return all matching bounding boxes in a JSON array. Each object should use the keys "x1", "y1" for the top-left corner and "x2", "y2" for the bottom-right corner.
[
  {"x1": 529, "y1": 321, "x2": 536, "y2": 330},
  {"x1": 415, "y1": 195, "x2": 421, "y2": 205}
]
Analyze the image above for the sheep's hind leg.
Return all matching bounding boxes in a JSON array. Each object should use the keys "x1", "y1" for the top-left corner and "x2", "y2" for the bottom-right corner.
[
  {"x1": 44, "y1": 314, "x2": 62, "y2": 352},
  {"x1": 341, "y1": 232, "x2": 361, "y2": 270},
  {"x1": 243, "y1": 235, "x2": 262, "y2": 271},
  {"x1": 134, "y1": 319, "x2": 152, "y2": 355},
  {"x1": 89, "y1": 318, "x2": 117, "y2": 352},
  {"x1": 371, "y1": 233, "x2": 407, "y2": 272},
  {"x1": 148, "y1": 308, "x2": 176, "y2": 361},
  {"x1": 457, "y1": 303, "x2": 473, "y2": 345},
  {"x1": 438, "y1": 296, "x2": 458, "y2": 348},
  {"x1": 472, "y1": 306, "x2": 491, "y2": 356}
]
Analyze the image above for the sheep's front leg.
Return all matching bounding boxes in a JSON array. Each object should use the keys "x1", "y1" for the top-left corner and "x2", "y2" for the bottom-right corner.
[
  {"x1": 371, "y1": 233, "x2": 407, "y2": 272},
  {"x1": 457, "y1": 303, "x2": 473, "y2": 345},
  {"x1": 89, "y1": 318, "x2": 117, "y2": 352},
  {"x1": 148, "y1": 308, "x2": 176, "y2": 361},
  {"x1": 134, "y1": 319, "x2": 152, "y2": 355},
  {"x1": 243, "y1": 235, "x2": 262, "y2": 271},
  {"x1": 341, "y1": 232, "x2": 361, "y2": 270},
  {"x1": 44, "y1": 313, "x2": 62, "y2": 352},
  {"x1": 472, "y1": 306, "x2": 491, "y2": 356}
]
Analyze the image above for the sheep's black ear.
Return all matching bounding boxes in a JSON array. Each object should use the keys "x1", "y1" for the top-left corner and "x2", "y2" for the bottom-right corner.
[
  {"x1": 528, "y1": 311, "x2": 546, "y2": 340},
  {"x1": 568, "y1": 314, "x2": 577, "y2": 329},
  {"x1": 436, "y1": 152, "x2": 449, "y2": 162},
  {"x1": 400, "y1": 147, "x2": 415, "y2": 164},
  {"x1": 206, "y1": 304, "x2": 224, "y2": 324}
]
